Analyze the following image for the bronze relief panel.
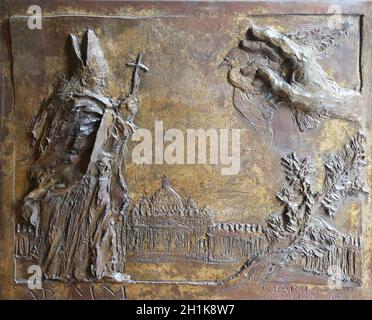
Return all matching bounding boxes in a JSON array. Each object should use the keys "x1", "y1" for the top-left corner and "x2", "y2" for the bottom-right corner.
[{"x1": 0, "y1": 1, "x2": 371, "y2": 299}]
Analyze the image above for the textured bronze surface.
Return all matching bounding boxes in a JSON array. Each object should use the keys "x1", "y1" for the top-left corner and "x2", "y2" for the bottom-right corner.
[{"x1": 0, "y1": 1, "x2": 372, "y2": 300}]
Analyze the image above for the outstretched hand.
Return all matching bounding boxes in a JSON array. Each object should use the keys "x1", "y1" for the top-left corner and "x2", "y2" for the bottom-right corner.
[{"x1": 244, "y1": 25, "x2": 361, "y2": 125}]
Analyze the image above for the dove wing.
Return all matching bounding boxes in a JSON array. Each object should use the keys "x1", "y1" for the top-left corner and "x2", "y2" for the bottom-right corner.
[
  {"x1": 293, "y1": 109, "x2": 328, "y2": 132},
  {"x1": 233, "y1": 88, "x2": 275, "y2": 145}
]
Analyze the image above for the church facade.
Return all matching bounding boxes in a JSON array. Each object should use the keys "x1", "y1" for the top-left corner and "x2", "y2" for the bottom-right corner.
[{"x1": 126, "y1": 176, "x2": 268, "y2": 263}]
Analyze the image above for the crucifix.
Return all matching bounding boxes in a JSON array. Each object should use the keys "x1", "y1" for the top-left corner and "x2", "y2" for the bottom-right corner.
[{"x1": 126, "y1": 52, "x2": 149, "y2": 99}]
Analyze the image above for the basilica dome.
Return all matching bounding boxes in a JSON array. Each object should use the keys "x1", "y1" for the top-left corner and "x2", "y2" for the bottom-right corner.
[{"x1": 150, "y1": 176, "x2": 184, "y2": 214}]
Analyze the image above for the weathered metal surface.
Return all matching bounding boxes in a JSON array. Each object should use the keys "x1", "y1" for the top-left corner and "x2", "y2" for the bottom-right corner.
[{"x1": 0, "y1": 1, "x2": 372, "y2": 299}]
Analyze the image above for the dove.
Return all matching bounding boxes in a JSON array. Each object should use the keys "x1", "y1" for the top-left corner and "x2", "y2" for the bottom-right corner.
[{"x1": 220, "y1": 25, "x2": 361, "y2": 143}]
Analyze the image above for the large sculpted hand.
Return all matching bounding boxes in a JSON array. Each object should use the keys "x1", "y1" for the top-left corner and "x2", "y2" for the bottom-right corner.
[
  {"x1": 222, "y1": 25, "x2": 361, "y2": 139},
  {"x1": 250, "y1": 26, "x2": 360, "y2": 122}
]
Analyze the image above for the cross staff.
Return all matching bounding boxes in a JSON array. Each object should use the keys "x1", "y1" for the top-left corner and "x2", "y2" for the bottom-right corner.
[{"x1": 126, "y1": 52, "x2": 149, "y2": 99}]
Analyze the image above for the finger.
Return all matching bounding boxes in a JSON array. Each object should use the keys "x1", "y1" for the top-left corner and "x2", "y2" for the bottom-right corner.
[
  {"x1": 240, "y1": 39, "x2": 281, "y2": 63},
  {"x1": 256, "y1": 67, "x2": 294, "y2": 96},
  {"x1": 249, "y1": 25, "x2": 308, "y2": 64},
  {"x1": 239, "y1": 40, "x2": 281, "y2": 71},
  {"x1": 229, "y1": 68, "x2": 256, "y2": 93},
  {"x1": 256, "y1": 67, "x2": 312, "y2": 107}
]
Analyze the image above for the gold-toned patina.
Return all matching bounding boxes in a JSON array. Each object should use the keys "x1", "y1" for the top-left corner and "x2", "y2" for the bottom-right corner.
[{"x1": 0, "y1": 1, "x2": 371, "y2": 299}]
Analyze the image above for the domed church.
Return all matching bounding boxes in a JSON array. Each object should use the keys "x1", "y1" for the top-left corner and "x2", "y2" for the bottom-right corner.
[
  {"x1": 126, "y1": 176, "x2": 267, "y2": 263},
  {"x1": 126, "y1": 176, "x2": 213, "y2": 261}
]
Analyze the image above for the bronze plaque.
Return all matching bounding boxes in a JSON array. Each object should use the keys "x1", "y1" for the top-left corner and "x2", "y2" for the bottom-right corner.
[{"x1": 0, "y1": 1, "x2": 371, "y2": 300}]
